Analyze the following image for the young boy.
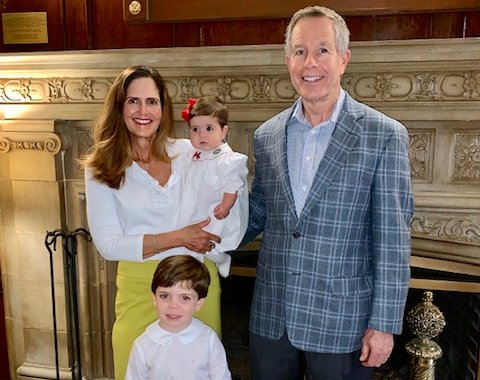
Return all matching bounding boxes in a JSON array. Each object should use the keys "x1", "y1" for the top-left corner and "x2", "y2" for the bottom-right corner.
[
  {"x1": 125, "y1": 255, "x2": 232, "y2": 380},
  {"x1": 179, "y1": 96, "x2": 249, "y2": 277}
]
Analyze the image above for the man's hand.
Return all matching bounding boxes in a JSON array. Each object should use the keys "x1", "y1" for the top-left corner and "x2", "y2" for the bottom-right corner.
[{"x1": 359, "y1": 328, "x2": 393, "y2": 367}]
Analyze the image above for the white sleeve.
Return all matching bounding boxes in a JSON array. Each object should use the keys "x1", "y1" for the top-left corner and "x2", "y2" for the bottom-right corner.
[
  {"x1": 216, "y1": 152, "x2": 248, "y2": 194},
  {"x1": 125, "y1": 342, "x2": 148, "y2": 380},
  {"x1": 208, "y1": 331, "x2": 232, "y2": 380},
  {"x1": 85, "y1": 169, "x2": 143, "y2": 262}
]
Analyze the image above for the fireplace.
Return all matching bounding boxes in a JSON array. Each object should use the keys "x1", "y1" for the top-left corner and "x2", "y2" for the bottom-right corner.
[{"x1": 0, "y1": 39, "x2": 479, "y2": 379}]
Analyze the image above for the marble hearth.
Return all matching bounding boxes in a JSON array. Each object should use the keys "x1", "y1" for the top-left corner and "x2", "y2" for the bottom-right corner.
[{"x1": 0, "y1": 39, "x2": 479, "y2": 379}]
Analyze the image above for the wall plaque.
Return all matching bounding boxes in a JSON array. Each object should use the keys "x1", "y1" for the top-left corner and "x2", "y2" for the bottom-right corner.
[{"x1": 2, "y1": 12, "x2": 48, "y2": 44}]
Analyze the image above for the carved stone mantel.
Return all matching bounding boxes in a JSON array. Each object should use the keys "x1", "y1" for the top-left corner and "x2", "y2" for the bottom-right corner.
[{"x1": 0, "y1": 39, "x2": 479, "y2": 379}]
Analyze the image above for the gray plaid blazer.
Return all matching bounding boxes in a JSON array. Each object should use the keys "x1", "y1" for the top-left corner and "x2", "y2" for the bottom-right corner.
[{"x1": 245, "y1": 93, "x2": 414, "y2": 353}]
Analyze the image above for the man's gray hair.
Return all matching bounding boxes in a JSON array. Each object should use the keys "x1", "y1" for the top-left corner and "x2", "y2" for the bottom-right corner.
[{"x1": 284, "y1": 6, "x2": 350, "y2": 55}]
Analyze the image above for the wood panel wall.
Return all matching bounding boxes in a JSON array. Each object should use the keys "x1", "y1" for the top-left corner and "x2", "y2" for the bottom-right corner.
[{"x1": 0, "y1": 0, "x2": 479, "y2": 52}]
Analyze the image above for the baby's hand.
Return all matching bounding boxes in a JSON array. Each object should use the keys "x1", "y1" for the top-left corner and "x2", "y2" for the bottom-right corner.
[{"x1": 214, "y1": 204, "x2": 230, "y2": 219}]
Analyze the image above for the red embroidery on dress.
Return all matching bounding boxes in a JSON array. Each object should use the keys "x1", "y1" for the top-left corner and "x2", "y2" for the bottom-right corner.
[{"x1": 192, "y1": 151, "x2": 201, "y2": 160}]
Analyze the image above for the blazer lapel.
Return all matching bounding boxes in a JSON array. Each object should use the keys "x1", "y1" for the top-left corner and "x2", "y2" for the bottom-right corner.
[
  {"x1": 300, "y1": 96, "x2": 364, "y2": 219},
  {"x1": 272, "y1": 105, "x2": 298, "y2": 219}
]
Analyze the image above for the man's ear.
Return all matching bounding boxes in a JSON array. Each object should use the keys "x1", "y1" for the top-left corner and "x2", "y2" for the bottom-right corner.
[
  {"x1": 339, "y1": 49, "x2": 351, "y2": 75},
  {"x1": 152, "y1": 293, "x2": 156, "y2": 306}
]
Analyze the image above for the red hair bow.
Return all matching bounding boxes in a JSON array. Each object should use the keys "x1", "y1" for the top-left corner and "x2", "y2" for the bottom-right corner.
[{"x1": 181, "y1": 98, "x2": 197, "y2": 122}]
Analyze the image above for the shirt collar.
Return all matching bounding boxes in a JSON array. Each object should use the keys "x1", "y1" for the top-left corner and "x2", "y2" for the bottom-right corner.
[
  {"x1": 146, "y1": 318, "x2": 203, "y2": 345},
  {"x1": 191, "y1": 142, "x2": 231, "y2": 161},
  {"x1": 291, "y1": 89, "x2": 346, "y2": 128}
]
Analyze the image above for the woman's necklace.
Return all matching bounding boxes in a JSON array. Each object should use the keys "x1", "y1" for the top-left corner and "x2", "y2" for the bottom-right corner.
[
  {"x1": 138, "y1": 160, "x2": 151, "y2": 171},
  {"x1": 134, "y1": 149, "x2": 152, "y2": 172}
]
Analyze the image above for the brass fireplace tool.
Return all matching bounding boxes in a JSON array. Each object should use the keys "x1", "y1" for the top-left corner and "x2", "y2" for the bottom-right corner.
[{"x1": 405, "y1": 291, "x2": 446, "y2": 380}]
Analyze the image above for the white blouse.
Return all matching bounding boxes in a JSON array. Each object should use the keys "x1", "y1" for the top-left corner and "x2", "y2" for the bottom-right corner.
[{"x1": 85, "y1": 138, "x2": 192, "y2": 262}]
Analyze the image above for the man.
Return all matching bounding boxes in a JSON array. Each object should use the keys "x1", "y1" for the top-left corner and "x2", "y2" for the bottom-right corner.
[{"x1": 243, "y1": 6, "x2": 414, "y2": 379}]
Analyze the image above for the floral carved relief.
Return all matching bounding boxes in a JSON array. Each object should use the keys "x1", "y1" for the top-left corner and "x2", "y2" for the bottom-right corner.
[
  {"x1": 452, "y1": 132, "x2": 480, "y2": 182},
  {"x1": 461, "y1": 72, "x2": 480, "y2": 99},
  {"x1": 408, "y1": 131, "x2": 434, "y2": 182}
]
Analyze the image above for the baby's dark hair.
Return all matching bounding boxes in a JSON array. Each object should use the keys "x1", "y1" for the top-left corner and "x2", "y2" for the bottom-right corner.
[
  {"x1": 189, "y1": 96, "x2": 228, "y2": 127},
  {"x1": 151, "y1": 255, "x2": 210, "y2": 299}
]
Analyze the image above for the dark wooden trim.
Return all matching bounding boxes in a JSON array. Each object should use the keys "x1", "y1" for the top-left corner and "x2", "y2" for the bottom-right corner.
[{"x1": 124, "y1": 0, "x2": 480, "y2": 22}]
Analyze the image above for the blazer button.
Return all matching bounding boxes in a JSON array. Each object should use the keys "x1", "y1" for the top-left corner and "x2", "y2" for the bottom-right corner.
[{"x1": 292, "y1": 232, "x2": 300, "y2": 238}]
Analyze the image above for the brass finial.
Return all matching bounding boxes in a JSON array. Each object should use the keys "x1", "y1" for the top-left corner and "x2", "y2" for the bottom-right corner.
[
  {"x1": 407, "y1": 291, "x2": 445, "y2": 342},
  {"x1": 405, "y1": 291, "x2": 446, "y2": 379}
]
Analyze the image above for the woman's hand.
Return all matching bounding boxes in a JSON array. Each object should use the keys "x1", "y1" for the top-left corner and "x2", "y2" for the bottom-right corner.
[{"x1": 180, "y1": 217, "x2": 221, "y2": 254}]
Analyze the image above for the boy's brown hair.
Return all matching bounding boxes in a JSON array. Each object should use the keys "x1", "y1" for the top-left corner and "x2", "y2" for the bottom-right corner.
[{"x1": 151, "y1": 255, "x2": 210, "y2": 299}]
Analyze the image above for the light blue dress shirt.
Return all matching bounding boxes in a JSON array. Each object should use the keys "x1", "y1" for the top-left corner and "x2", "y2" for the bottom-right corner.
[{"x1": 287, "y1": 90, "x2": 346, "y2": 216}]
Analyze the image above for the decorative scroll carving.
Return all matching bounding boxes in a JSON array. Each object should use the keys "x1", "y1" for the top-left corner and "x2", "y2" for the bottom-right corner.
[
  {"x1": 452, "y1": 132, "x2": 480, "y2": 182},
  {"x1": 252, "y1": 76, "x2": 273, "y2": 101},
  {"x1": 179, "y1": 77, "x2": 200, "y2": 100},
  {"x1": 411, "y1": 215, "x2": 480, "y2": 245},
  {"x1": 408, "y1": 130, "x2": 434, "y2": 182},
  {"x1": 0, "y1": 132, "x2": 62, "y2": 154},
  {"x1": 410, "y1": 73, "x2": 440, "y2": 100}
]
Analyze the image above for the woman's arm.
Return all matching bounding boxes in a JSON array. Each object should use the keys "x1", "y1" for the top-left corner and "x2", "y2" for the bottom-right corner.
[{"x1": 85, "y1": 170, "x2": 144, "y2": 261}]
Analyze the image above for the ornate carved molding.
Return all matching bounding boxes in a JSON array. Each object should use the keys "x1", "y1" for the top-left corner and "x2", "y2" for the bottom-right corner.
[
  {"x1": 0, "y1": 131, "x2": 63, "y2": 154},
  {"x1": 411, "y1": 214, "x2": 480, "y2": 245},
  {"x1": 1, "y1": 71, "x2": 480, "y2": 106},
  {"x1": 342, "y1": 71, "x2": 480, "y2": 102},
  {"x1": 0, "y1": 78, "x2": 112, "y2": 103}
]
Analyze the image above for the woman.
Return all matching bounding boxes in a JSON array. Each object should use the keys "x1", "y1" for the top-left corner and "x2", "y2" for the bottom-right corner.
[{"x1": 83, "y1": 65, "x2": 221, "y2": 380}]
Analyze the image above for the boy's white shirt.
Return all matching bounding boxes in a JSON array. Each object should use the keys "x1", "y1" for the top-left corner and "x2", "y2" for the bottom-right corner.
[{"x1": 125, "y1": 318, "x2": 232, "y2": 380}]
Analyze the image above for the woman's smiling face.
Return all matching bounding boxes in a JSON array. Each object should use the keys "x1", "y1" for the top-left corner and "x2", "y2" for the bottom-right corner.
[{"x1": 123, "y1": 76, "x2": 162, "y2": 142}]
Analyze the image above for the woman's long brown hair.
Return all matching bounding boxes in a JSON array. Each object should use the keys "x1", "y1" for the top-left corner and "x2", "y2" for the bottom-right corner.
[{"x1": 81, "y1": 65, "x2": 175, "y2": 189}]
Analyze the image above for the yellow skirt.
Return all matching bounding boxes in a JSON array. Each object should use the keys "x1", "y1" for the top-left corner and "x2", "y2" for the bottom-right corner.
[{"x1": 112, "y1": 258, "x2": 221, "y2": 380}]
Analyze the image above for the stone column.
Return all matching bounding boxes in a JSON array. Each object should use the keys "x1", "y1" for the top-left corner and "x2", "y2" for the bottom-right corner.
[{"x1": 0, "y1": 120, "x2": 71, "y2": 379}]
